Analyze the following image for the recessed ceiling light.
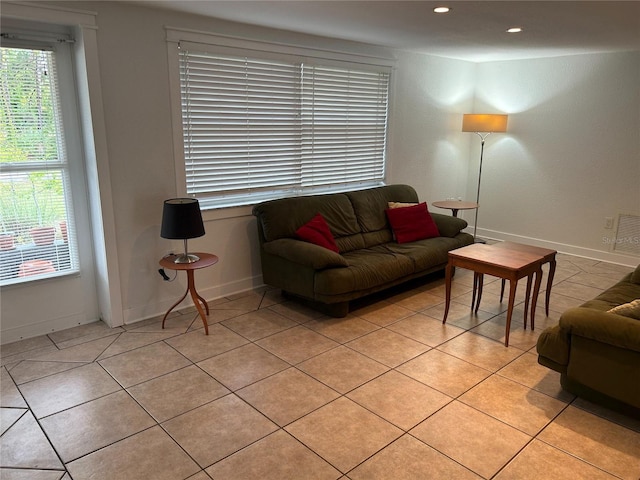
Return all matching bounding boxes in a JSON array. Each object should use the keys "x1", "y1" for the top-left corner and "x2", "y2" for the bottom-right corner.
[
  {"x1": 433, "y1": 6, "x2": 450, "y2": 13},
  {"x1": 507, "y1": 27, "x2": 523, "y2": 33}
]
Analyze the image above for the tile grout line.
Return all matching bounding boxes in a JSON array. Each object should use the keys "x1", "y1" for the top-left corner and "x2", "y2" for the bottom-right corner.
[{"x1": 1, "y1": 258, "x2": 637, "y2": 478}]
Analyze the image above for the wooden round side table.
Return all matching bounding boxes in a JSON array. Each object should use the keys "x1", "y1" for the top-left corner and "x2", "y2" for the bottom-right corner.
[
  {"x1": 159, "y1": 252, "x2": 218, "y2": 334},
  {"x1": 432, "y1": 200, "x2": 478, "y2": 218}
]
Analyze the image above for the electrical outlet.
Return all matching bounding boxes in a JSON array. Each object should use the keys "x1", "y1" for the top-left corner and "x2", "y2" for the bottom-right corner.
[{"x1": 604, "y1": 217, "x2": 614, "y2": 230}]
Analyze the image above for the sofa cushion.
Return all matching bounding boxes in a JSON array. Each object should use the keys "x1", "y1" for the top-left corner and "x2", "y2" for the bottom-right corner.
[
  {"x1": 296, "y1": 213, "x2": 339, "y2": 253},
  {"x1": 386, "y1": 198, "x2": 469, "y2": 240},
  {"x1": 582, "y1": 276, "x2": 640, "y2": 312},
  {"x1": 384, "y1": 236, "x2": 460, "y2": 271},
  {"x1": 608, "y1": 299, "x2": 640, "y2": 320},
  {"x1": 314, "y1": 246, "x2": 414, "y2": 296},
  {"x1": 263, "y1": 238, "x2": 348, "y2": 269},
  {"x1": 253, "y1": 193, "x2": 361, "y2": 243},
  {"x1": 386, "y1": 202, "x2": 439, "y2": 243},
  {"x1": 360, "y1": 230, "x2": 394, "y2": 249},
  {"x1": 346, "y1": 185, "x2": 419, "y2": 235},
  {"x1": 335, "y1": 233, "x2": 367, "y2": 253},
  {"x1": 387, "y1": 201, "x2": 417, "y2": 241},
  {"x1": 388, "y1": 201, "x2": 417, "y2": 209}
]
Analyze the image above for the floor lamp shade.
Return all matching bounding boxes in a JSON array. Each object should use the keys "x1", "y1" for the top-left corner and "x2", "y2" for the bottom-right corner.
[
  {"x1": 161, "y1": 198, "x2": 205, "y2": 263},
  {"x1": 462, "y1": 113, "x2": 508, "y2": 242},
  {"x1": 462, "y1": 114, "x2": 508, "y2": 133}
]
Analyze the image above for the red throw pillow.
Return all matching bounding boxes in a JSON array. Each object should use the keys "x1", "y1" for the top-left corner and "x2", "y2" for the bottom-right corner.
[
  {"x1": 295, "y1": 213, "x2": 340, "y2": 252},
  {"x1": 385, "y1": 202, "x2": 440, "y2": 243}
]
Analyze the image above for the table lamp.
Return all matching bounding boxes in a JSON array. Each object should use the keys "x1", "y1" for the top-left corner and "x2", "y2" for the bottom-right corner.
[
  {"x1": 161, "y1": 198, "x2": 205, "y2": 263},
  {"x1": 462, "y1": 113, "x2": 508, "y2": 242}
]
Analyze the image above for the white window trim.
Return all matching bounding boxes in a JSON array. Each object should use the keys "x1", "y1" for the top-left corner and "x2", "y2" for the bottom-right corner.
[
  {"x1": 165, "y1": 27, "x2": 396, "y2": 69},
  {"x1": 165, "y1": 26, "x2": 395, "y2": 219},
  {"x1": 1, "y1": 1, "x2": 97, "y2": 28}
]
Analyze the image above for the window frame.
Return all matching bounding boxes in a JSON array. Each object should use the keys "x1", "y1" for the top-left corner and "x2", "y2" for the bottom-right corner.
[{"x1": 166, "y1": 27, "x2": 395, "y2": 213}]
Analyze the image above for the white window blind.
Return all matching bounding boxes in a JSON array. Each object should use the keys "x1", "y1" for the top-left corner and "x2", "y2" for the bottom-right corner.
[
  {"x1": 301, "y1": 65, "x2": 388, "y2": 187},
  {"x1": 178, "y1": 47, "x2": 389, "y2": 208},
  {"x1": 0, "y1": 46, "x2": 79, "y2": 285}
]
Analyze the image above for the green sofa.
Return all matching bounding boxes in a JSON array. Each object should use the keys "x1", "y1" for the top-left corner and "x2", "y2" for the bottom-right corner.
[
  {"x1": 252, "y1": 184, "x2": 474, "y2": 316},
  {"x1": 536, "y1": 265, "x2": 640, "y2": 416}
]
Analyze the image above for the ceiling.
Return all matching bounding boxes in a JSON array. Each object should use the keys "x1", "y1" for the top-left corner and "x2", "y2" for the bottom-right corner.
[{"x1": 137, "y1": 1, "x2": 640, "y2": 62}]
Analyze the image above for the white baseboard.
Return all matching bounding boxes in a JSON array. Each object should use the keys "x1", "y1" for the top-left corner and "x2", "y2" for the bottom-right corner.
[
  {"x1": 1, "y1": 275, "x2": 263, "y2": 344},
  {"x1": 1, "y1": 312, "x2": 98, "y2": 345},
  {"x1": 470, "y1": 227, "x2": 639, "y2": 267},
  {"x1": 123, "y1": 274, "x2": 264, "y2": 326}
]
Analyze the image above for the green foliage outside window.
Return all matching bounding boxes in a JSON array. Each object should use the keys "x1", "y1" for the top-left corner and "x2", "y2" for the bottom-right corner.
[{"x1": 0, "y1": 47, "x2": 67, "y2": 246}]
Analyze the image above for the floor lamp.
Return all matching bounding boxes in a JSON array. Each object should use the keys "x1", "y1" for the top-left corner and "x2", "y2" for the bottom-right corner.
[{"x1": 462, "y1": 114, "x2": 508, "y2": 243}]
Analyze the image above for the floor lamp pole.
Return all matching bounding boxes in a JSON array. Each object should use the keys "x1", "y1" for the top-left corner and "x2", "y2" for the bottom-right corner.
[{"x1": 473, "y1": 132, "x2": 490, "y2": 243}]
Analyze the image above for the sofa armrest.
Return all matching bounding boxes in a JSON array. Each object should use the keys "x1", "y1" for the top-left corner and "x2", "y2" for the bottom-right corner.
[
  {"x1": 536, "y1": 325, "x2": 569, "y2": 370},
  {"x1": 263, "y1": 238, "x2": 348, "y2": 270},
  {"x1": 560, "y1": 307, "x2": 640, "y2": 353},
  {"x1": 431, "y1": 213, "x2": 468, "y2": 238}
]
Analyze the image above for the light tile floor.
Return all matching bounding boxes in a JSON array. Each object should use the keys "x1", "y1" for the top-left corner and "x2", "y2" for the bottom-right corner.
[{"x1": 2, "y1": 253, "x2": 640, "y2": 479}]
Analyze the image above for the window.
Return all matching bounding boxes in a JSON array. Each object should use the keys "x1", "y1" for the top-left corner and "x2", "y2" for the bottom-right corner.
[
  {"x1": 176, "y1": 41, "x2": 391, "y2": 209},
  {"x1": 0, "y1": 44, "x2": 79, "y2": 285}
]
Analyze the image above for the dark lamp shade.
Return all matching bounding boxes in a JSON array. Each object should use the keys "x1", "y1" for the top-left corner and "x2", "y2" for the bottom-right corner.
[{"x1": 160, "y1": 198, "x2": 205, "y2": 240}]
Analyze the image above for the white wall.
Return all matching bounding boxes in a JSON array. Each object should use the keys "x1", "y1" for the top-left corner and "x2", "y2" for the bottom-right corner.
[
  {"x1": 2, "y1": 1, "x2": 639, "y2": 342},
  {"x1": 386, "y1": 51, "x2": 476, "y2": 213},
  {"x1": 63, "y1": 1, "x2": 398, "y2": 325},
  {"x1": 387, "y1": 50, "x2": 640, "y2": 265},
  {"x1": 470, "y1": 52, "x2": 640, "y2": 261}
]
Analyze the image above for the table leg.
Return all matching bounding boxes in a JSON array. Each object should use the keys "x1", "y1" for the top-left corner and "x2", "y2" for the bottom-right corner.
[
  {"x1": 504, "y1": 278, "x2": 518, "y2": 347},
  {"x1": 451, "y1": 209, "x2": 459, "y2": 217},
  {"x1": 500, "y1": 279, "x2": 505, "y2": 303},
  {"x1": 474, "y1": 274, "x2": 484, "y2": 313},
  {"x1": 531, "y1": 267, "x2": 543, "y2": 331},
  {"x1": 443, "y1": 262, "x2": 454, "y2": 324},
  {"x1": 471, "y1": 273, "x2": 478, "y2": 310},
  {"x1": 195, "y1": 291, "x2": 209, "y2": 315},
  {"x1": 187, "y1": 270, "x2": 209, "y2": 335},
  {"x1": 545, "y1": 257, "x2": 556, "y2": 316},
  {"x1": 523, "y1": 275, "x2": 533, "y2": 329},
  {"x1": 162, "y1": 288, "x2": 189, "y2": 329}
]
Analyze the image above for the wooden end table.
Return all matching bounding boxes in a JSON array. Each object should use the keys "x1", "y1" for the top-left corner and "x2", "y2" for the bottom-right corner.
[
  {"x1": 432, "y1": 200, "x2": 478, "y2": 218},
  {"x1": 443, "y1": 244, "x2": 544, "y2": 347},
  {"x1": 475, "y1": 242, "x2": 557, "y2": 319},
  {"x1": 159, "y1": 252, "x2": 218, "y2": 334}
]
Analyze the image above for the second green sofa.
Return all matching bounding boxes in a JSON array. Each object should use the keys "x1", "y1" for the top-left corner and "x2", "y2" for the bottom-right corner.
[{"x1": 536, "y1": 264, "x2": 640, "y2": 416}]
